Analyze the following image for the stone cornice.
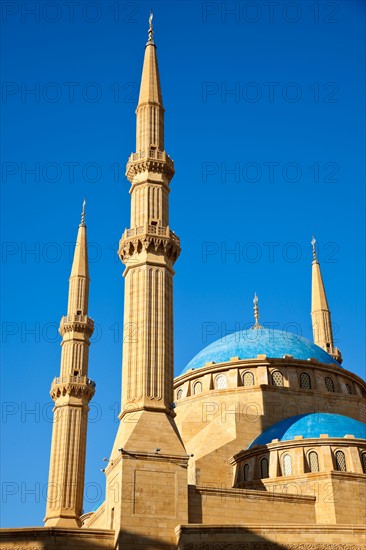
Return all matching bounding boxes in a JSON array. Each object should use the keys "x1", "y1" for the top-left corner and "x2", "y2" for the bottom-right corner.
[
  {"x1": 175, "y1": 523, "x2": 366, "y2": 535},
  {"x1": 103, "y1": 449, "x2": 190, "y2": 476},
  {"x1": 192, "y1": 484, "x2": 316, "y2": 504}
]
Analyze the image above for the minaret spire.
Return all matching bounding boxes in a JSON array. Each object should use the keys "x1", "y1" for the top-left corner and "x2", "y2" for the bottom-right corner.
[
  {"x1": 251, "y1": 292, "x2": 264, "y2": 329},
  {"x1": 44, "y1": 205, "x2": 95, "y2": 527},
  {"x1": 311, "y1": 236, "x2": 342, "y2": 363},
  {"x1": 134, "y1": 11, "x2": 165, "y2": 155},
  {"x1": 147, "y1": 9, "x2": 154, "y2": 45}
]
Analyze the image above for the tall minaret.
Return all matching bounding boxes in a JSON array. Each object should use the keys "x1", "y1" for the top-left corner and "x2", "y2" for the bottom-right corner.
[
  {"x1": 44, "y1": 201, "x2": 95, "y2": 527},
  {"x1": 311, "y1": 236, "x2": 342, "y2": 363},
  {"x1": 117, "y1": 11, "x2": 180, "y2": 421},
  {"x1": 106, "y1": 16, "x2": 188, "y2": 547}
]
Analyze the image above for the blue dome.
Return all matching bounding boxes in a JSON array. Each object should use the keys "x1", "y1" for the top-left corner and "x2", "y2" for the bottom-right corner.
[
  {"x1": 181, "y1": 329, "x2": 340, "y2": 374},
  {"x1": 248, "y1": 413, "x2": 366, "y2": 448}
]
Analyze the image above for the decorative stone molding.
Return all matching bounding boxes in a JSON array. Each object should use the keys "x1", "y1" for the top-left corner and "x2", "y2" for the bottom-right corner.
[
  {"x1": 126, "y1": 148, "x2": 175, "y2": 182},
  {"x1": 59, "y1": 314, "x2": 94, "y2": 336},
  {"x1": 50, "y1": 375, "x2": 95, "y2": 400},
  {"x1": 119, "y1": 224, "x2": 180, "y2": 264}
]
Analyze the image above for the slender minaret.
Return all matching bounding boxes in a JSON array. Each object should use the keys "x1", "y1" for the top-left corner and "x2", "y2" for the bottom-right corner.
[
  {"x1": 44, "y1": 201, "x2": 95, "y2": 527},
  {"x1": 117, "y1": 11, "x2": 180, "y2": 422},
  {"x1": 105, "y1": 15, "x2": 188, "y2": 547},
  {"x1": 311, "y1": 236, "x2": 342, "y2": 363}
]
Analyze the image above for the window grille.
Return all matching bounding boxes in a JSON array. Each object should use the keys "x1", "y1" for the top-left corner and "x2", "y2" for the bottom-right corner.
[
  {"x1": 335, "y1": 450, "x2": 346, "y2": 471},
  {"x1": 215, "y1": 375, "x2": 227, "y2": 390},
  {"x1": 308, "y1": 451, "x2": 319, "y2": 472},
  {"x1": 325, "y1": 377, "x2": 335, "y2": 392},
  {"x1": 345, "y1": 383, "x2": 352, "y2": 394},
  {"x1": 283, "y1": 454, "x2": 292, "y2": 476},
  {"x1": 260, "y1": 457, "x2": 269, "y2": 479},
  {"x1": 272, "y1": 371, "x2": 284, "y2": 387},
  {"x1": 300, "y1": 372, "x2": 311, "y2": 390},
  {"x1": 176, "y1": 389, "x2": 183, "y2": 400},
  {"x1": 243, "y1": 372, "x2": 254, "y2": 386}
]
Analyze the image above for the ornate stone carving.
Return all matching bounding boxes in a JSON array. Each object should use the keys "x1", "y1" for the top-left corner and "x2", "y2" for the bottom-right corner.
[
  {"x1": 50, "y1": 375, "x2": 95, "y2": 401},
  {"x1": 119, "y1": 225, "x2": 181, "y2": 264},
  {"x1": 59, "y1": 314, "x2": 94, "y2": 336},
  {"x1": 125, "y1": 148, "x2": 175, "y2": 182}
]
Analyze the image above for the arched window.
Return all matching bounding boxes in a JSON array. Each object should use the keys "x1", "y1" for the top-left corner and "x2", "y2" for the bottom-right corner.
[
  {"x1": 362, "y1": 453, "x2": 366, "y2": 474},
  {"x1": 243, "y1": 463, "x2": 250, "y2": 481},
  {"x1": 283, "y1": 454, "x2": 292, "y2": 476},
  {"x1": 271, "y1": 371, "x2": 284, "y2": 387},
  {"x1": 176, "y1": 388, "x2": 183, "y2": 400},
  {"x1": 335, "y1": 450, "x2": 346, "y2": 471},
  {"x1": 300, "y1": 372, "x2": 311, "y2": 390},
  {"x1": 193, "y1": 381, "x2": 202, "y2": 395},
  {"x1": 308, "y1": 451, "x2": 319, "y2": 472},
  {"x1": 260, "y1": 457, "x2": 269, "y2": 479},
  {"x1": 243, "y1": 371, "x2": 254, "y2": 386},
  {"x1": 215, "y1": 374, "x2": 227, "y2": 390},
  {"x1": 325, "y1": 376, "x2": 335, "y2": 392},
  {"x1": 345, "y1": 383, "x2": 352, "y2": 394}
]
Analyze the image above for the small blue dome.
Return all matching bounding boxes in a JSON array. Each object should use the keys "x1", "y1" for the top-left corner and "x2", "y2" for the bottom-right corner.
[
  {"x1": 248, "y1": 413, "x2": 366, "y2": 448},
  {"x1": 181, "y1": 329, "x2": 339, "y2": 375}
]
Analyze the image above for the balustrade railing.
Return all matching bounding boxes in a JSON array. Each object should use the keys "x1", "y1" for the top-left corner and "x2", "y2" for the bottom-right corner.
[
  {"x1": 52, "y1": 375, "x2": 96, "y2": 389},
  {"x1": 123, "y1": 223, "x2": 179, "y2": 245},
  {"x1": 128, "y1": 148, "x2": 171, "y2": 163}
]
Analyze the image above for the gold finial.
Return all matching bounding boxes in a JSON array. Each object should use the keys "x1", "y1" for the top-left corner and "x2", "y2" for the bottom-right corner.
[
  {"x1": 311, "y1": 235, "x2": 317, "y2": 261},
  {"x1": 147, "y1": 10, "x2": 154, "y2": 45},
  {"x1": 252, "y1": 292, "x2": 263, "y2": 330},
  {"x1": 80, "y1": 198, "x2": 86, "y2": 226}
]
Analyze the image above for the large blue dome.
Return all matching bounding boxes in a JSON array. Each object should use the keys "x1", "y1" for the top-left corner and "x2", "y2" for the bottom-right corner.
[
  {"x1": 248, "y1": 413, "x2": 366, "y2": 448},
  {"x1": 181, "y1": 329, "x2": 340, "y2": 374}
]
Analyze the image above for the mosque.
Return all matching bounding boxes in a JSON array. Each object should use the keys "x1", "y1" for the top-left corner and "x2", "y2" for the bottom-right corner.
[{"x1": 1, "y1": 14, "x2": 365, "y2": 550}]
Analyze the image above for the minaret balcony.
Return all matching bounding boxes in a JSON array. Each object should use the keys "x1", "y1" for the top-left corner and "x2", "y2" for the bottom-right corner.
[
  {"x1": 59, "y1": 314, "x2": 94, "y2": 336},
  {"x1": 119, "y1": 223, "x2": 181, "y2": 265},
  {"x1": 126, "y1": 148, "x2": 175, "y2": 181},
  {"x1": 122, "y1": 222, "x2": 178, "y2": 242},
  {"x1": 50, "y1": 374, "x2": 96, "y2": 400}
]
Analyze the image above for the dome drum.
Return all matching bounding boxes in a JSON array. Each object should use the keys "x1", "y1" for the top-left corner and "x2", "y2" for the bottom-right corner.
[
  {"x1": 174, "y1": 357, "x2": 366, "y2": 403},
  {"x1": 231, "y1": 413, "x2": 366, "y2": 488},
  {"x1": 232, "y1": 436, "x2": 366, "y2": 485}
]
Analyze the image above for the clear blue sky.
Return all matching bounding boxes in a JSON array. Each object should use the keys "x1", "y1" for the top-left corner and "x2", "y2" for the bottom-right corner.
[{"x1": 1, "y1": 0, "x2": 365, "y2": 527}]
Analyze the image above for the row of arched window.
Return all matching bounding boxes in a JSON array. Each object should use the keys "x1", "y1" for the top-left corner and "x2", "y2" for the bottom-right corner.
[
  {"x1": 176, "y1": 370, "x2": 354, "y2": 399},
  {"x1": 243, "y1": 450, "x2": 366, "y2": 481}
]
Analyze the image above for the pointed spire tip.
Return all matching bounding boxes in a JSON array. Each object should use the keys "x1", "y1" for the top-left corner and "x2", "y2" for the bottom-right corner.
[
  {"x1": 147, "y1": 9, "x2": 155, "y2": 45},
  {"x1": 80, "y1": 198, "x2": 86, "y2": 227},
  {"x1": 311, "y1": 235, "x2": 317, "y2": 261}
]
